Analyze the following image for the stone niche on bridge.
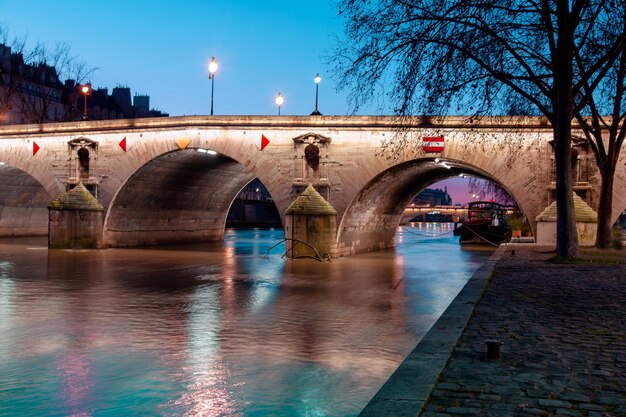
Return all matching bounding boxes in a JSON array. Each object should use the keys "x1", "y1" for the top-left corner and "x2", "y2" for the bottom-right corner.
[
  {"x1": 66, "y1": 137, "x2": 99, "y2": 196},
  {"x1": 48, "y1": 183, "x2": 104, "y2": 249},
  {"x1": 284, "y1": 184, "x2": 337, "y2": 260},
  {"x1": 292, "y1": 133, "x2": 331, "y2": 192}
]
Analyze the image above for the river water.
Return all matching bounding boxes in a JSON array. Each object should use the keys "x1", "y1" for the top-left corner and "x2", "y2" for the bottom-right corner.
[{"x1": 0, "y1": 223, "x2": 492, "y2": 417}]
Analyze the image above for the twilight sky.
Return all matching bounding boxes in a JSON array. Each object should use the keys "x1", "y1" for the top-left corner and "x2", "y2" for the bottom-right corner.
[
  {"x1": 1, "y1": 0, "x2": 357, "y2": 116},
  {"x1": 1, "y1": 0, "x2": 480, "y2": 204}
]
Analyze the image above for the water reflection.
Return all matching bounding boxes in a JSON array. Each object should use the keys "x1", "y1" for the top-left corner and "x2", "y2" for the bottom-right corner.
[{"x1": 0, "y1": 224, "x2": 491, "y2": 416}]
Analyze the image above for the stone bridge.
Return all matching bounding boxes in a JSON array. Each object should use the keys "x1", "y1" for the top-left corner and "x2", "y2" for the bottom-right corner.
[
  {"x1": 400, "y1": 205, "x2": 469, "y2": 224},
  {"x1": 1, "y1": 115, "x2": 624, "y2": 256}
]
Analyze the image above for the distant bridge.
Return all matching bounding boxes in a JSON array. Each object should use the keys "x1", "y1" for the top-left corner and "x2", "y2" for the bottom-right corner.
[{"x1": 400, "y1": 205, "x2": 468, "y2": 224}]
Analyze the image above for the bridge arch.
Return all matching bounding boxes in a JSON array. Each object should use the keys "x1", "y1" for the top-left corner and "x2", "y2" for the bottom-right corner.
[
  {"x1": 102, "y1": 136, "x2": 290, "y2": 247},
  {"x1": 0, "y1": 163, "x2": 57, "y2": 237},
  {"x1": 335, "y1": 157, "x2": 531, "y2": 256}
]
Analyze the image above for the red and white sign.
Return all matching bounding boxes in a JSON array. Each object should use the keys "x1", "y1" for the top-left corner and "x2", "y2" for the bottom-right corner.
[
  {"x1": 422, "y1": 136, "x2": 444, "y2": 153},
  {"x1": 258, "y1": 134, "x2": 270, "y2": 151},
  {"x1": 119, "y1": 136, "x2": 136, "y2": 152}
]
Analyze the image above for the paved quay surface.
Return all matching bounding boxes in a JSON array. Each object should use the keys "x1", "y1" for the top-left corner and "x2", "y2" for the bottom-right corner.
[{"x1": 360, "y1": 244, "x2": 626, "y2": 417}]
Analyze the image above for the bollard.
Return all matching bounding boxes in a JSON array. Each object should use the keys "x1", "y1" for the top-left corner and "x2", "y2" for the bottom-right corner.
[{"x1": 485, "y1": 340, "x2": 502, "y2": 360}]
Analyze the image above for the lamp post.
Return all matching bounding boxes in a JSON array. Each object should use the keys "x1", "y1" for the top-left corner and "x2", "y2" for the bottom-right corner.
[
  {"x1": 208, "y1": 57, "x2": 218, "y2": 115},
  {"x1": 275, "y1": 91, "x2": 284, "y2": 115},
  {"x1": 311, "y1": 73, "x2": 322, "y2": 115},
  {"x1": 81, "y1": 83, "x2": 91, "y2": 121}
]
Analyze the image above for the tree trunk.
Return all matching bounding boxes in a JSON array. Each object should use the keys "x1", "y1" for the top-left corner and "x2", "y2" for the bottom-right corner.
[
  {"x1": 595, "y1": 163, "x2": 615, "y2": 248},
  {"x1": 554, "y1": 121, "x2": 579, "y2": 258},
  {"x1": 554, "y1": 1, "x2": 579, "y2": 259}
]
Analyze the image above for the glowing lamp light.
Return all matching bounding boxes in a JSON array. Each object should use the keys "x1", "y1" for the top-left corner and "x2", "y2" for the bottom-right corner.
[
  {"x1": 275, "y1": 91, "x2": 284, "y2": 115},
  {"x1": 208, "y1": 57, "x2": 218, "y2": 78},
  {"x1": 275, "y1": 92, "x2": 284, "y2": 106},
  {"x1": 208, "y1": 57, "x2": 218, "y2": 115}
]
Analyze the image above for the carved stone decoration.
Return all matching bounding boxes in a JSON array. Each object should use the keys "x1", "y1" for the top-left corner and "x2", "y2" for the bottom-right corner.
[
  {"x1": 292, "y1": 132, "x2": 331, "y2": 145},
  {"x1": 67, "y1": 136, "x2": 99, "y2": 196},
  {"x1": 292, "y1": 133, "x2": 331, "y2": 189}
]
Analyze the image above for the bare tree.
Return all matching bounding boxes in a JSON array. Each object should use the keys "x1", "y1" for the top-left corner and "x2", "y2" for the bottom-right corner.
[
  {"x1": 468, "y1": 177, "x2": 517, "y2": 206},
  {"x1": 0, "y1": 26, "x2": 26, "y2": 124},
  {"x1": 571, "y1": 5, "x2": 626, "y2": 248},
  {"x1": 0, "y1": 25, "x2": 95, "y2": 124},
  {"x1": 17, "y1": 42, "x2": 94, "y2": 123},
  {"x1": 334, "y1": 1, "x2": 625, "y2": 258}
]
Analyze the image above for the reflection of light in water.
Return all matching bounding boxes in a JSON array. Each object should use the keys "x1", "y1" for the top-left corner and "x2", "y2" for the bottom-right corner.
[
  {"x1": 0, "y1": 262, "x2": 16, "y2": 358},
  {"x1": 57, "y1": 350, "x2": 93, "y2": 417},
  {"x1": 172, "y1": 284, "x2": 246, "y2": 416},
  {"x1": 173, "y1": 363, "x2": 246, "y2": 417},
  {"x1": 223, "y1": 246, "x2": 235, "y2": 288},
  {"x1": 390, "y1": 254, "x2": 406, "y2": 325},
  {"x1": 391, "y1": 255, "x2": 404, "y2": 291},
  {"x1": 247, "y1": 282, "x2": 278, "y2": 312},
  {"x1": 403, "y1": 222, "x2": 455, "y2": 238}
]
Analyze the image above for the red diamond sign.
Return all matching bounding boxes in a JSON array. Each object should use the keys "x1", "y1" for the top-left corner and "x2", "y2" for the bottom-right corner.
[{"x1": 259, "y1": 134, "x2": 270, "y2": 151}]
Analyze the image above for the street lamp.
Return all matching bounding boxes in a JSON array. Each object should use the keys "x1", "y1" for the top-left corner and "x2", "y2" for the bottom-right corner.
[
  {"x1": 208, "y1": 57, "x2": 218, "y2": 115},
  {"x1": 81, "y1": 83, "x2": 91, "y2": 120},
  {"x1": 311, "y1": 73, "x2": 322, "y2": 116},
  {"x1": 275, "y1": 91, "x2": 284, "y2": 115}
]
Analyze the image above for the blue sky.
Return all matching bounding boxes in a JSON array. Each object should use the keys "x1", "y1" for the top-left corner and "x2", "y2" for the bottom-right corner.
[
  {"x1": 1, "y1": 0, "x2": 363, "y2": 116},
  {"x1": 1, "y1": 0, "x2": 481, "y2": 203}
]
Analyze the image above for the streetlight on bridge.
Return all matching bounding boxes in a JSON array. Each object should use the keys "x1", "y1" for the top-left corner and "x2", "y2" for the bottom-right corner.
[
  {"x1": 81, "y1": 83, "x2": 91, "y2": 121},
  {"x1": 311, "y1": 73, "x2": 322, "y2": 116},
  {"x1": 208, "y1": 57, "x2": 218, "y2": 115},
  {"x1": 275, "y1": 91, "x2": 284, "y2": 115}
]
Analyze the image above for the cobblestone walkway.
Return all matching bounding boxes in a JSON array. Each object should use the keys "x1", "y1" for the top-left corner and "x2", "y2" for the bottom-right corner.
[{"x1": 422, "y1": 247, "x2": 626, "y2": 417}]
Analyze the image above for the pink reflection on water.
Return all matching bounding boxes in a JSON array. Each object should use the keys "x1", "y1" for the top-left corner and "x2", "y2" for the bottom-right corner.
[
  {"x1": 57, "y1": 349, "x2": 94, "y2": 417},
  {"x1": 169, "y1": 363, "x2": 247, "y2": 416}
]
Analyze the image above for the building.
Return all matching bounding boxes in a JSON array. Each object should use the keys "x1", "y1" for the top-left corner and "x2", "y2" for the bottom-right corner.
[
  {"x1": 0, "y1": 43, "x2": 168, "y2": 125},
  {"x1": 413, "y1": 187, "x2": 453, "y2": 206},
  {"x1": 0, "y1": 44, "x2": 66, "y2": 124}
]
